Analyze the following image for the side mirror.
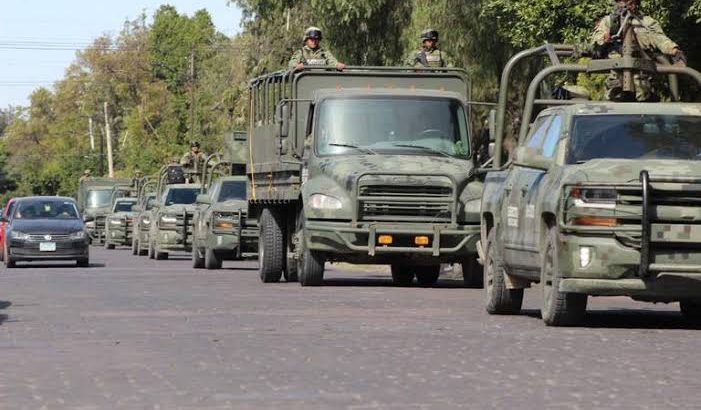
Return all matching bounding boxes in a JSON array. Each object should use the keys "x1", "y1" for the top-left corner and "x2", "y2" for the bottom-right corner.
[
  {"x1": 196, "y1": 194, "x2": 212, "y2": 205},
  {"x1": 513, "y1": 146, "x2": 552, "y2": 171},
  {"x1": 488, "y1": 109, "x2": 497, "y2": 142}
]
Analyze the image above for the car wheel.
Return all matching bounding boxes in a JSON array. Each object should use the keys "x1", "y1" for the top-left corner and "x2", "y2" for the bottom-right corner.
[
  {"x1": 77, "y1": 258, "x2": 90, "y2": 268},
  {"x1": 131, "y1": 237, "x2": 138, "y2": 255},
  {"x1": 415, "y1": 265, "x2": 441, "y2": 287},
  {"x1": 204, "y1": 247, "x2": 222, "y2": 270},
  {"x1": 541, "y1": 226, "x2": 587, "y2": 326},
  {"x1": 391, "y1": 264, "x2": 414, "y2": 286},
  {"x1": 4, "y1": 246, "x2": 15, "y2": 268},
  {"x1": 156, "y1": 251, "x2": 168, "y2": 260},
  {"x1": 258, "y1": 208, "x2": 284, "y2": 283},
  {"x1": 192, "y1": 246, "x2": 205, "y2": 269},
  {"x1": 680, "y1": 300, "x2": 701, "y2": 324},
  {"x1": 485, "y1": 228, "x2": 524, "y2": 315}
]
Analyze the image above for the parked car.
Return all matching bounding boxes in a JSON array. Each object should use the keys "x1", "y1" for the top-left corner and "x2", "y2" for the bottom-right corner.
[
  {"x1": 3, "y1": 196, "x2": 89, "y2": 268},
  {"x1": 0, "y1": 197, "x2": 18, "y2": 261}
]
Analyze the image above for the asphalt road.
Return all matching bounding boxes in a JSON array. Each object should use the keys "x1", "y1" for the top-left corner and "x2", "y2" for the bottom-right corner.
[{"x1": 1, "y1": 246, "x2": 700, "y2": 409}]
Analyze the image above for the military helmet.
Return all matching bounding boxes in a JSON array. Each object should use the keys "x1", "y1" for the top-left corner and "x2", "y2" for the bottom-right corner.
[
  {"x1": 83, "y1": 169, "x2": 91, "y2": 175},
  {"x1": 304, "y1": 27, "x2": 323, "y2": 41},
  {"x1": 421, "y1": 29, "x2": 439, "y2": 42},
  {"x1": 190, "y1": 141, "x2": 200, "y2": 148}
]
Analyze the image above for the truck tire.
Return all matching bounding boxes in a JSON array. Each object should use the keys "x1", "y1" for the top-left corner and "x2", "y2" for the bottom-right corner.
[
  {"x1": 192, "y1": 246, "x2": 205, "y2": 269},
  {"x1": 284, "y1": 211, "x2": 303, "y2": 283},
  {"x1": 299, "y1": 245, "x2": 325, "y2": 286},
  {"x1": 455, "y1": 255, "x2": 484, "y2": 288},
  {"x1": 104, "y1": 240, "x2": 115, "y2": 250},
  {"x1": 391, "y1": 265, "x2": 414, "y2": 286},
  {"x1": 485, "y1": 228, "x2": 523, "y2": 315},
  {"x1": 680, "y1": 301, "x2": 701, "y2": 324},
  {"x1": 259, "y1": 208, "x2": 284, "y2": 283},
  {"x1": 131, "y1": 238, "x2": 138, "y2": 255},
  {"x1": 205, "y1": 247, "x2": 222, "y2": 270},
  {"x1": 156, "y1": 251, "x2": 168, "y2": 260},
  {"x1": 415, "y1": 265, "x2": 441, "y2": 287},
  {"x1": 541, "y1": 226, "x2": 587, "y2": 326},
  {"x1": 148, "y1": 240, "x2": 155, "y2": 259}
]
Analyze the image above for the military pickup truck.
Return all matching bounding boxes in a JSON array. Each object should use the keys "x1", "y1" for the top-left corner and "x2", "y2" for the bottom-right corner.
[
  {"x1": 77, "y1": 177, "x2": 132, "y2": 244},
  {"x1": 481, "y1": 44, "x2": 701, "y2": 326},
  {"x1": 103, "y1": 197, "x2": 137, "y2": 249},
  {"x1": 248, "y1": 67, "x2": 484, "y2": 287},
  {"x1": 192, "y1": 156, "x2": 258, "y2": 270},
  {"x1": 132, "y1": 181, "x2": 157, "y2": 256},
  {"x1": 147, "y1": 166, "x2": 201, "y2": 260}
]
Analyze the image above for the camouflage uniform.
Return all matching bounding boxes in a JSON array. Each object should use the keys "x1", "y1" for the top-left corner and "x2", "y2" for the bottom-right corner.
[
  {"x1": 179, "y1": 151, "x2": 206, "y2": 169},
  {"x1": 405, "y1": 47, "x2": 452, "y2": 68},
  {"x1": 288, "y1": 46, "x2": 339, "y2": 69},
  {"x1": 591, "y1": 14, "x2": 680, "y2": 101}
]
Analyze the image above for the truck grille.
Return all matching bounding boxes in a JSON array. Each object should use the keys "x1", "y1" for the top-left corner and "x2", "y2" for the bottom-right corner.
[{"x1": 357, "y1": 176, "x2": 454, "y2": 223}]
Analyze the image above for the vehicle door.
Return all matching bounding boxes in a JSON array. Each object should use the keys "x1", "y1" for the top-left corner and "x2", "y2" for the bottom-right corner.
[
  {"x1": 502, "y1": 114, "x2": 553, "y2": 270},
  {"x1": 520, "y1": 113, "x2": 563, "y2": 265},
  {"x1": 197, "y1": 181, "x2": 220, "y2": 241}
]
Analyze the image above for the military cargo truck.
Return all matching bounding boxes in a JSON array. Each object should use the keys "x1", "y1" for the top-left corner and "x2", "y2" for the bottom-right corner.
[
  {"x1": 248, "y1": 67, "x2": 484, "y2": 287},
  {"x1": 481, "y1": 44, "x2": 701, "y2": 326},
  {"x1": 77, "y1": 177, "x2": 132, "y2": 244},
  {"x1": 147, "y1": 166, "x2": 201, "y2": 260},
  {"x1": 132, "y1": 180, "x2": 157, "y2": 256},
  {"x1": 192, "y1": 155, "x2": 258, "y2": 269},
  {"x1": 103, "y1": 197, "x2": 138, "y2": 249}
]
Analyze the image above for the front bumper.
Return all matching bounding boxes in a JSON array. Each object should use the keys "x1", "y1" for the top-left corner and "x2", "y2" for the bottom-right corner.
[
  {"x1": 105, "y1": 226, "x2": 132, "y2": 245},
  {"x1": 155, "y1": 229, "x2": 191, "y2": 252},
  {"x1": 204, "y1": 227, "x2": 259, "y2": 256},
  {"x1": 9, "y1": 240, "x2": 89, "y2": 261},
  {"x1": 305, "y1": 220, "x2": 479, "y2": 263},
  {"x1": 557, "y1": 232, "x2": 701, "y2": 300}
]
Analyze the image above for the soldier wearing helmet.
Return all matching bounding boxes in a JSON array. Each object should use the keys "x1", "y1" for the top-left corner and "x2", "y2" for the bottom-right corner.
[
  {"x1": 405, "y1": 29, "x2": 453, "y2": 68},
  {"x1": 79, "y1": 169, "x2": 92, "y2": 183},
  {"x1": 591, "y1": 0, "x2": 686, "y2": 101},
  {"x1": 288, "y1": 27, "x2": 346, "y2": 72},
  {"x1": 180, "y1": 141, "x2": 206, "y2": 170}
]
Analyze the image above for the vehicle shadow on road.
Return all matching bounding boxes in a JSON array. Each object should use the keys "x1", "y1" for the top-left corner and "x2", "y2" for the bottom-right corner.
[
  {"x1": 521, "y1": 308, "x2": 701, "y2": 330},
  {"x1": 0, "y1": 301, "x2": 11, "y2": 326},
  {"x1": 321, "y1": 276, "x2": 467, "y2": 289},
  {"x1": 12, "y1": 262, "x2": 106, "y2": 269}
]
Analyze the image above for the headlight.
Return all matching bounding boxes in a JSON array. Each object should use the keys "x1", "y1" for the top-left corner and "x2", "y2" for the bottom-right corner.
[
  {"x1": 159, "y1": 215, "x2": 178, "y2": 229},
  {"x1": 570, "y1": 187, "x2": 617, "y2": 209},
  {"x1": 83, "y1": 215, "x2": 94, "y2": 222},
  {"x1": 213, "y1": 214, "x2": 239, "y2": 230},
  {"x1": 69, "y1": 231, "x2": 86, "y2": 240},
  {"x1": 10, "y1": 231, "x2": 30, "y2": 241},
  {"x1": 109, "y1": 219, "x2": 122, "y2": 226},
  {"x1": 85, "y1": 221, "x2": 96, "y2": 228},
  {"x1": 142, "y1": 217, "x2": 151, "y2": 225},
  {"x1": 309, "y1": 194, "x2": 343, "y2": 210}
]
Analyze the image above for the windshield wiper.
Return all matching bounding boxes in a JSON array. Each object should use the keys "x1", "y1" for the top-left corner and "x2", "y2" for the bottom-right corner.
[
  {"x1": 328, "y1": 143, "x2": 377, "y2": 155},
  {"x1": 391, "y1": 144, "x2": 451, "y2": 158}
]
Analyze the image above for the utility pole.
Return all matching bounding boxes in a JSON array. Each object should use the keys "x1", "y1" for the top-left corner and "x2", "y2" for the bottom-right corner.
[
  {"x1": 104, "y1": 102, "x2": 114, "y2": 178},
  {"x1": 88, "y1": 117, "x2": 95, "y2": 151},
  {"x1": 189, "y1": 49, "x2": 197, "y2": 142}
]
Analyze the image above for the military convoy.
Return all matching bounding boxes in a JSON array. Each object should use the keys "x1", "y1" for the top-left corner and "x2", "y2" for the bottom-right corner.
[
  {"x1": 247, "y1": 67, "x2": 484, "y2": 287},
  {"x1": 481, "y1": 44, "x2": 701, "y2": 325},
  {"x1": 77, "y1": 177, "x2": 132, "y2": 244}
]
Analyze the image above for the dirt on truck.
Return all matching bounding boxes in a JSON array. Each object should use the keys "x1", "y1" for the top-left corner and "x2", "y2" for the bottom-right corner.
[{"x1": 247, "y1": 66, "x2": 485, "y2": 287}]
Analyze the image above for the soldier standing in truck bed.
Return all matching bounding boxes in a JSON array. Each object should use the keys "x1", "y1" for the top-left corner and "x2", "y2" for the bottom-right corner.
[
  {"x1": 590, "y1": 0, "x2": 686, "y2": 101},
  {"x1": 288, "y1": 27, "x2": 346, "y2": 72},
  {"x1": 405, "y1": 29, "x2": 453, "y2": 69}
]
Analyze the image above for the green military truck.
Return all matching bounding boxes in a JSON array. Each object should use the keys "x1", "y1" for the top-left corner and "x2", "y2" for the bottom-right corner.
[
  {"x1": 103, "y1": 197, "x2": 138, "y2": 249},
  {"x1": 147, "y1": 166, "x2": 201, "y2": 260},
  {"x1": 132, "y1": 180, "x2": 157, "y2": 256},
  {"x1": 481, "y1": 44, "x2": 701, "y2": 326},
  {"x1": 192, "y1": 155, "x2": 258, "y2": 269},
  {"x1": 248, "y1": 67, "x2": 484, "y2": 286},
  {"x1": 77, "y1": 177, "x2": 132, "y2": 244}
]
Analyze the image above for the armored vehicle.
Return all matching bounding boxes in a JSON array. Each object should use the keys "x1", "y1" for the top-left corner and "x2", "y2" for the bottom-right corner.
[
  {"x1": 481, "y1": 44, "x2": 701, "y2": 326},
  {"x1": 248, "y1": 67, "x2": 484, "y2": 286},
  {"x1": 77, "y1": 177, "x2": 132, "y2": 244},
  {"x1": 147, "y1": 166, "x2": 201, "y2": 260},
  {"x1": 103, "y1": 197, "x2": 138, "y2": 249},
  {"x1": 131, "y1": 181, "x2": 157, "y2": 256},
  {"x1": 192, "y1": 156, "x2": 258, "y2": 269}
]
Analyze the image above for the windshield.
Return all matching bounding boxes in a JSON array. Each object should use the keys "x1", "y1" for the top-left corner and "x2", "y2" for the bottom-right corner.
[
  {"x1": 87, "y1": 189, "x2": 112, "y2": 208},
  {"x1": 164, "y1": 188, "x2": 200, "y2": 205},
  {"x1": 113, "y1": 201, "x2": 135, "y2": 213},
  {"x1": 568, "y1": 114, "x2": 701, "y2": 164},
  {"x1": 14, "y1": 199, "x2": 79, "y2": 220},
  {"x1": 315, "y1": 97, "x2": 470, "y2": 159},
  {"x1": 218, "y1": 181, "x2": 246, "y2": 202}
]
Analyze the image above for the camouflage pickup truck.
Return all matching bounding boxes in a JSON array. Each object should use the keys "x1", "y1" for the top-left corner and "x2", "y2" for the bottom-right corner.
[
  {"x1": 481, "y1": 44, "x2": 701, "y2": 326},
  {"x1": 248, "y1": 67, "x2": 484, "y2": 287},
  {"x1": 77, "y1": 177, "x2": 132, "y2": 244},
  {"x1": 192, "y1": 158, "x2": 258, "y2": 270},
  {"x1": 131, "y1": 182, "x2": 157, "y2": 256},
  {"x1": 103, "y1": 197, "x2": 137, "y2": 249}
]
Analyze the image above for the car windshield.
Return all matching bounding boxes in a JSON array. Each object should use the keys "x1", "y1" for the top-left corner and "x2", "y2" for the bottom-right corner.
[
  {"x1": 567, "y1": 114, "x2": 701, "y2": 164},
  {"x1": 218, "y1": 181, "x2": 246, "y2": 202},
  {"x1": 113, "y1": 201, "x2": 135, "y2": 212},
  {"x1": 315, "y1": 97, "x2": 470, "y2": 159},
  {"x1": 87, "y1": 189, "x2": 112, "y2": 208},
  {"x1": 164, "y1": 188, "x2": 200, "y2": 205},
  {"x1": 14, "y1": 199, "x2": 79, "y2": 220}
]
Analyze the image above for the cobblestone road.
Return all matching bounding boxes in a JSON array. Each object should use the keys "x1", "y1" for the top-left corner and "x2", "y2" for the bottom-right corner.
[{"x1": 1, "y1": 247, "x2": 700, "y2": 409}]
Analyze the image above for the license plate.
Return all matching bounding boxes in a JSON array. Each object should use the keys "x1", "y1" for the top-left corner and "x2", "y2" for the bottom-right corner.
[{"x1": 39, "y1": 242, "x2": 56, "y2": 252}]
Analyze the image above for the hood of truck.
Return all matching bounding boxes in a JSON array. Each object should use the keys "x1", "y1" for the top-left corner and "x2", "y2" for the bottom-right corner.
[
  {"x1": 315, "y1": 154, "x2": 473, "y2": 191},
  {"x1": 161, "y1": 204, "x2": 198, "y2": 214},
  {"x1": 212, "y1": 200, "x2": 248, "y2": 213},
  {"x1": 565, "y1": 159, "x2": 701, "y2": 184}
]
